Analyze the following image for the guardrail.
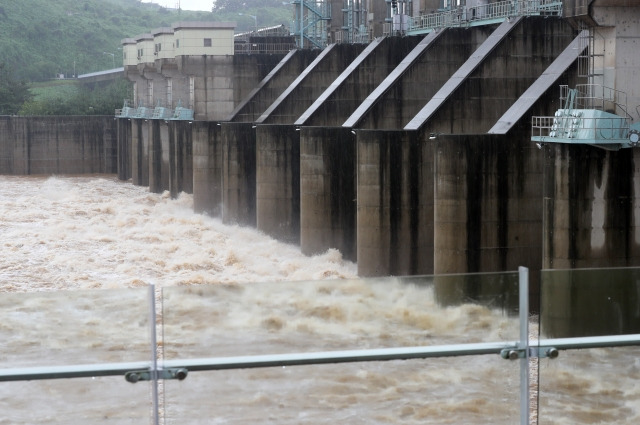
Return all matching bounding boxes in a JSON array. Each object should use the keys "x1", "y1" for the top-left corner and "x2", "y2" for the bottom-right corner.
[
  {"x1": 1, "y1": 268, "x2": 639, "y2": 424},
  {"x1": 234, "y1": 42, "x2": 297, "y2": 55},
  {"x1": 115, "y1": 100, "x2": 194, "y2": 121},
  {"x1": 408, "y1": 0, "x2": 562, "y2": 34},
  {"x1": 531, "y1": 114, "x2": 630, "y2": 140}
]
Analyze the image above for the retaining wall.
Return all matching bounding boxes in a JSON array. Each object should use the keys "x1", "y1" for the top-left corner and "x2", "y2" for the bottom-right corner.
[{"x1": 0, "y1": 116, "x2": 117, "y2": 175}]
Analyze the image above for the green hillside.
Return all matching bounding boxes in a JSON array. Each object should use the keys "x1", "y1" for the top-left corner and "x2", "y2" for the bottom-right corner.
[{"x1": 0, "y1": 0, "x2": 291, "y2": 81}]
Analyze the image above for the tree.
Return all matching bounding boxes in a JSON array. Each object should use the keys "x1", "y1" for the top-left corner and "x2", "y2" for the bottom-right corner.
[
  {"x1": 20, "y1": 79, "x2": 132, "y2": 116},
  {"x1": 0, "y1": 63, "x2": 32, "y2": 115}
]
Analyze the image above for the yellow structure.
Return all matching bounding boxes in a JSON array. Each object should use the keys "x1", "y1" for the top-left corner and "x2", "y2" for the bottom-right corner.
[
  {"x1": 172, "y1": 21, "x2": 235, "y2": 57},
  {"x1": 121, "y1": 38, "x2": 138, "y2": 67},
  {"x1": 152, "y1": 27, "x2": 175, "y2": 60},
  {"x1": 135, "y1": 33, "x2": 155, "y2": 64}
]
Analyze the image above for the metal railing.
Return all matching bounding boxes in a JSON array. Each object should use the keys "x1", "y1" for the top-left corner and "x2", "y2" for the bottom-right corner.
[
  {"x1": 531, "y1": 84, "x2": 637, "y2": 148},
  {"x1": 1, "y1": 269, "x2": 639, "y2": 424},
  {"x1": 234, "y1": 42, "x2": 297, "y2": 55},
  {"x1": 560, "y1": 84, "x2": 629, "y2": 116},
  {"x1": 115, "y1": 99, "x2": 194, "y2": 121},
  {"x1": 531, "y1": 114, "x2": 630, "y2": 140},
  {"x1": 408, "y1": 0, "x2": 562, "y2": 34}
]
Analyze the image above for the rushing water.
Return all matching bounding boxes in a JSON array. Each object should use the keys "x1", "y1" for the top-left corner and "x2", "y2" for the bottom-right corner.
[
  {"x1": 0, "y1": 175, "x2": 357, "y2": 292},
  {"x1": 0, "y1": 175, "x2": 638, "y2": 424}
]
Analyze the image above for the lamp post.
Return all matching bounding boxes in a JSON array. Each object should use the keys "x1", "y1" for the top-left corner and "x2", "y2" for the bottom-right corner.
[
  {"x1": 103, "y1": 52, "x2": 115, "y2": 68},
  {"x1": 238, "y1": 13, "x2": 258, "y2": 33}
]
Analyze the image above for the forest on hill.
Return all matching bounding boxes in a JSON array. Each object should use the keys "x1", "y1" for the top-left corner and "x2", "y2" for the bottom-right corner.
[
  {"x1": 0, "y1": 0, "x2": 291, "y2": 115},
  {"x1": 0, "y1": 0, "x2": 290, "y2": 81}
]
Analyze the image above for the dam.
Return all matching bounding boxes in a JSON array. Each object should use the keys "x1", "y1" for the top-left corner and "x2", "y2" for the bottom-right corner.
[
  {"x1": 1, "y1": 1, "x2": 640, "y2": 422},
  {"x1": 110, "y1": 0, "x2": 640, "y2": 281},
  {"x1": 2, "y1": 0, "x2": 640, "y2": 303},
  {"x1": 0, "y1": 0, "x2": 639, "y2": 308}
]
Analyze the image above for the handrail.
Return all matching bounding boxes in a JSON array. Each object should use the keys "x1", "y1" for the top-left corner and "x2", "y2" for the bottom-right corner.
[
  {"x1": 1, "y1": 267, "x2": 639, "y2": 425},
  {"x1": 2, "y1": 334, "x2": 639, "y2": 382},
  {"x1": 408, "y1": 0, "x2": 562, "y2": 34},
  {"x1": 560, "y1": 84, "x2": 629, "y2": 116}
]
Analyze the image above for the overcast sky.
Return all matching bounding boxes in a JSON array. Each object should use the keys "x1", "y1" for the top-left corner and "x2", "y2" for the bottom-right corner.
[{"x1": 141, "y1": 0, "x2": 213, "y2": 11}]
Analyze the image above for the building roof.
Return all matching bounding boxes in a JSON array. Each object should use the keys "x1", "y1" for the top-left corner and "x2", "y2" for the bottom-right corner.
[
  {"x1": 172, "y1": 21, "x2": 236, "y2": 31},
  {"x1": 153, "y1": 27, "x2": 174, "y2": 36},
  {"x1": 135, "y1": 33, "x2": 154, "y2": 42}
]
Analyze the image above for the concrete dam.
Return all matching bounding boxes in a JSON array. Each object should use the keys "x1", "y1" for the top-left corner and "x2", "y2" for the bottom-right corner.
[{"x1": 1, "y1": 2, "x2": 640, "y2": 332}]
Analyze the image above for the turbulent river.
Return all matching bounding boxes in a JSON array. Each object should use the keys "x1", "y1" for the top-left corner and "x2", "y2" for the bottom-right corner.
[{"x1": 0, "y1": 175, "x2": 638, "y2": 424}]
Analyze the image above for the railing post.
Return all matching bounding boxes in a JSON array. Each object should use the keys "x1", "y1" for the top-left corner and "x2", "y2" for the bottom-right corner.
[
  {"x1": 149, "y1": 284, "x2": 160, "y2": 425},
  {"x1": 519, "y1": 267, "x2": 530, "y2": 425}
]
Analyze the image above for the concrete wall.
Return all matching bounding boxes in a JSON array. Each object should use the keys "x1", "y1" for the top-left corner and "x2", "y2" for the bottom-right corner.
[
  {"x1": 256, "y1": 125, "x2": 300, "y2": 244},
  {"x1": 174, "y1": 54, "x2": 287, "y2": 121},
  {"x1": 356, "y1": 130, "x2": 434, "y2": 276},
  {"x1": 303, "y1": 36, "x2": 422, "y2": 127},
  {"x1": 423, "y1": 17, "x2": 577, "y2": 135},
  {"x1": 230, "y1": 50, "x2": 323, "y2": 122},
  {"x1": 357, "y1": 27, "x2": 493, "y2": 130},
  {"x1": 259, "y1": 44, "x2": 367, "y2": 124},
  {"x1": 590, "y1": 4, "x2": 640, "y2": 121},
  {"x1": 0, "y1": 116, "x2": 117, "y2": 175},
  {"x1": 300, "y1": 127, "x2": 357, "y2": 262}
]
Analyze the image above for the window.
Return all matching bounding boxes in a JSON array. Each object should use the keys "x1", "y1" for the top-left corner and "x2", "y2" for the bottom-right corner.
[
  {"x1": 204, "y1": 38, "x2": 212, "y2": 47},
  {"x1": 176, "y1": 39, "x2": 180, "y2": 48}
]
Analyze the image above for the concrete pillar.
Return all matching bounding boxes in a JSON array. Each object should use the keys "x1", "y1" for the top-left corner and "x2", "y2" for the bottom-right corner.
[
  {"x1": 434, "y1": 134, "x2": 543, "y2": 274},
  {"x1": 221, "y1": 122, "x2": 256, "y2": 227},
  {"x1": 300, "y1": 127, "x2": 357, "y2": 262},
  {"x1": 192, "y1": 121, "x2": 223, "y2": 216},
  {"x1": 543, "y1": 145, "x2": 640, "y2": 269},
  {"x1": 256, "y1": 125, "x2": 300, "y2": 244},
  {"x1": 433, "y1": 134, "x2": 543, "y2": 309},
  {"x1": 117, "y1": 118, "x2": 132, "y2": 181},
  {"x1": 131, "y1": 119, "x2": 149, "y2": 186},
  {"x1": 356, "y1": 130, "x2": 434, "y2": 276},
  {"x1": 159, "y1": 66, "x2": 191, "y2": 109},
  {"x1": 168, "y1": 121, "x2": 193, "y2": 198},
  {"x1": 149, "y1": 120, "x2": 170, "y2": 194}
]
